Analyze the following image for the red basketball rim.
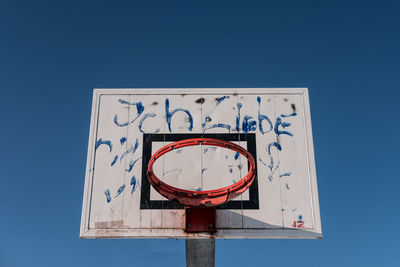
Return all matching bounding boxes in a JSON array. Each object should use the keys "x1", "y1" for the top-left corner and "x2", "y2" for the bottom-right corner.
[{"x1": 146, "y1": 138, "x2": 256, "y2": 207}]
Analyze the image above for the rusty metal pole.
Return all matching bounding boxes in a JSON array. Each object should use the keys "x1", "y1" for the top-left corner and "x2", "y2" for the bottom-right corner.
[{"x1": 186, "y1": 239, "x2": 215, "y2": 267}]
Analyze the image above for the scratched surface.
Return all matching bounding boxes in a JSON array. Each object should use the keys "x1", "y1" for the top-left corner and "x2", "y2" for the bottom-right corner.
[{"x1": 81, "y1": 88, "x2": 321, "y2": 239}]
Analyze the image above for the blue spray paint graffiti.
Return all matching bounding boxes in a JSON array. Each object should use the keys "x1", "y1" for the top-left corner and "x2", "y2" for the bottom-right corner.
[
  {"x1": 264, "y1": 141, "x2": 282, "y2": 182},
  {"x1": 114, "y1": 184, "x2": 126, "y2": 197},
  {"x1": 104, "y1": 189, "x2": 111, "y2": 203},
  {"x1": 118, "y1": 99, "x2": 145, "y2": 114},
  {"x1": 216, "y1": 96, "x2": 227, "y2": 104},
  {"x1": 126, "y1": 158, "x2": 142, "y2": 172},
  {"x1": 120, "y1": 147, "x2": 133, "y2": 162},
  {"x1": 130, "y1": 176, "x2": 137, "y2": 194},
  {"x1": 111, "y1": 155, "x2": 118, "y2": 166},
  {"x1": 281, "y1": 112, "x2": 297, "y2": 118},
  {"x1": 101, "y1": 96, "x2": 300, "y2": 201},
  {"x1": 242, "y1": 115, "x2": 257, "y2": 133},
  {"x1": 267, "y1": 142, "x2": 282, "y2": 155},
  {"x1": 96, "y1": 139, "x2": 112, "y2": 152},
  {"x1": 274, "y1": 117, "x2": 295, "y2": 137},
  {"x1": 235, "y1": 103, "x2": 242, "y2": 132},
  {"x1": 257, "y1": 96, "x2": 273, "y2": 134},
  {"x1": 120, "y1": 137, "x2": 127, "y2": 145},
  {"x1": 204, "y1": 147, "x2": 217, "y2": 154},
  {"x1": 267, "y1": 160, "x2": 280, "y2": 182},
  {"x1": 120, "y1": 138, "x2": 140, "y2": 162},
  {"x1": 201, "y1": 96, "x2": 230, "y2": 131},
  {"x1": 138, "y1": 113, "x2": 160, "y2": 134},
  {"x1": 133, "y1": 138, "x2": 139, "y2": 153},
  {"x1": 203, "y1": 123, "x2": 231, "y2": 133},
  {"x1": 267, "y1": 142, "x2": 282, "y2": 156},
  {"x1": 258, "y1": 158, "x2": 267, "y2": 166},
  {"x1": 267, "y1": 156, "x2": 274, "y2": 170},
  {"x1": 113, "y1": 99, "x2": 145, "y2": 127},
  {"x1": 165, "y1": 98, "x2": 193, "y2": 132}
]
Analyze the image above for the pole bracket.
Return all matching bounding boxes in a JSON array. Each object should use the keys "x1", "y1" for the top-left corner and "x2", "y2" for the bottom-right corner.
[{"x1": 185, "y1": 207, "x2": 216, "y2": 233}]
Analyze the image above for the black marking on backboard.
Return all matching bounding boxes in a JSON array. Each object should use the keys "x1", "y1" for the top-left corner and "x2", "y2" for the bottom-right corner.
[{"x1": 140, "y1": 133, "x2": 259, "y2": 210}]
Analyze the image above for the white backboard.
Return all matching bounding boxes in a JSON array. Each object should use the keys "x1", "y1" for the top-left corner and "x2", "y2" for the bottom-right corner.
[{"x1": 80, "y1": 88, "x2": 322, "y2": 239}]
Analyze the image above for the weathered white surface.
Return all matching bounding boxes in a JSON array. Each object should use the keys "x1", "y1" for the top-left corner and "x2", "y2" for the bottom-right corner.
[{"x1": 80, "y1": 88, "x2": 322, "y2": 239}]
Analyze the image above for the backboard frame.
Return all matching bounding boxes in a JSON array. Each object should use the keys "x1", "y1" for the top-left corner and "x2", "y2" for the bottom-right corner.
[{"x1": 80, "y1": 88, "x2": 322, "y2": 239}]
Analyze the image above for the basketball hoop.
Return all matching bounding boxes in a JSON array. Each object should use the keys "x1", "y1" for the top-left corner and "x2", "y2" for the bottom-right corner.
[
  {"x1": 147, "y1": 138, "x2": 256, "y2": 207},
  {"x1": 147, "y1": 138, "x2": 256, "y2": 233}
]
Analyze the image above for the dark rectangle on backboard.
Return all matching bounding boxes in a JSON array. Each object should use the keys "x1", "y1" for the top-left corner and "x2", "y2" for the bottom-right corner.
[{"x1": 140, "y1": 133, "x2": 259, "y2": 210}]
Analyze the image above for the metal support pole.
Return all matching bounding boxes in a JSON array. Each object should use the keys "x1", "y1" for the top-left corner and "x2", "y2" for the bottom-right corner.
[{"x1": 186, "y1": 239, "x2": 215, "y2": 267}]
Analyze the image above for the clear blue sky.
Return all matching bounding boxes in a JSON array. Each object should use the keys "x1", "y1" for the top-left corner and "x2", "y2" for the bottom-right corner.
[{"x1": 1, "y1": 0, "x2": 399, "y2": 266}]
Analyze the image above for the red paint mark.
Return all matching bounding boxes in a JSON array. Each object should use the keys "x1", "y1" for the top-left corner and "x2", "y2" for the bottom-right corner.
[{"x1": 292, "y1": 221, "x2": 305, "y2": 228}]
